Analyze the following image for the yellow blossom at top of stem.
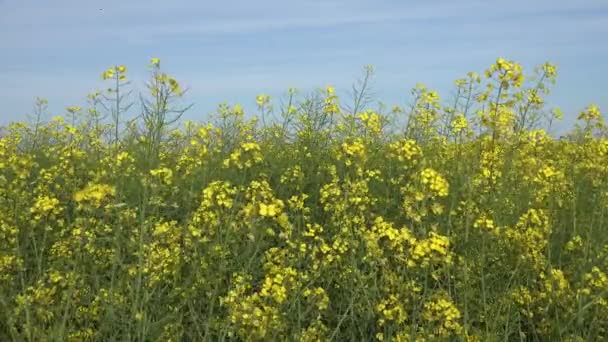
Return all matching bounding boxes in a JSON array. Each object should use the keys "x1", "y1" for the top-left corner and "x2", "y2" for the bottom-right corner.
[
  {"x1": 66, "y1": 106, "x2": 82, "y2": 113},
  {"x1": 256, "y1": 94, "x2": 270, "y2": 107},
  {"x1": 578, "y1": 104, "x2": 602, "y2": 121},
  {"x1": 102, "y1": 68, "x2": 115, "y2": 80},
  {"x1": 485, "y1": 57, "x2": 525, "y2": 88},
  {"x1": 234, "y1": 104, "x2": 244, "y2": 116},
  {"x1": 542, "y1": 62, "x2": 557, "y2": 77},
  {"x1": 168, "y1": 77, "x2": 181, "y2": 95}
]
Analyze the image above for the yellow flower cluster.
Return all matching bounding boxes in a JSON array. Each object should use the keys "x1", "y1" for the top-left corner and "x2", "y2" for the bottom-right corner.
[
  {"x1": 450, "y1": 114, "x2": 469, "y2": 134},
  {"x1": 578, "y1": 104, "x2": 602, "y2": 122},
  {"x1": 419, "y1": 168, "x2": 449, "y2": 198},
  {"x1": 101, "y1": 65, "x2": 127, "y2": 81},
  {"x1": 388, "y1": 138, "x2": 422, "y2": 167},
  {"x1": 376, "y1": 294, "x2": 407, "y2": 326},
  {"x1": 30, "y1": 195, "x2": 61, "y2": 219},
  {"x1": 73, "y1": 183, "x2": 116, "y2": 208},
  {"x1": 339, "y1": 138, "x2": 366, "y2": 164},
  {"x1": 223, "y1": 140, "x2": 263, "y2": 169},
  {"x1": 358, "y1": 110, "x2": 382, "y2": 135},
  {"x1": 150, "y1": 166, "x2": 174, "y2": 185},
  {"x1": 421, "y1": 295, "x2": 463, "y2": 337},
  {"x1": 324, "y1": 86, "x2": 339, "y2": 114},
  {"x1": 473, "y1": 215, "x2": 497, "y2": 234},
  {"x1": 409, "y1": 232, "x2": 452, "y2": 268},
  {"x1": 485, "y1": 57, "x2": 525, "y2": 88},
  {"x1": 256, "y1": 94, "x2": 270, "y2": 107}
]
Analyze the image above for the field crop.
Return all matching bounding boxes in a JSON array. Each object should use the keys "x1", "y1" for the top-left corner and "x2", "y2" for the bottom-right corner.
[{"x1": 0, "y1": 58, "x2": 607, "y2": 341}]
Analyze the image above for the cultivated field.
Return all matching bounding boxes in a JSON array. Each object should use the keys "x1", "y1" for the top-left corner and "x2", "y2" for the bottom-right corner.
[{"x1": 1, "y1": 58, "x2": 607, "y2": 341}]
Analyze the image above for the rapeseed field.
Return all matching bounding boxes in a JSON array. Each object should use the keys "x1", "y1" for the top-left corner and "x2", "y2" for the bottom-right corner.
[{"x1": 0, "y1": 58, "x2": 607, "y2": 341}]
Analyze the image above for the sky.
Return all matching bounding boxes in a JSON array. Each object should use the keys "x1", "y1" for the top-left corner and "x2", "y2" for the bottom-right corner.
[{"x1": 1, "y1": 0, "x2": 607, "y2": 133}]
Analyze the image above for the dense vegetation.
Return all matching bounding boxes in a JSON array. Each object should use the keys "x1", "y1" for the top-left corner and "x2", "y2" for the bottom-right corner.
[{"x1": 1, "y1": 58, "x2": 607, "y2": 341}]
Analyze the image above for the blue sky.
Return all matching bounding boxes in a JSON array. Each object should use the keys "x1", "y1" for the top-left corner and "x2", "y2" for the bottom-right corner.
[{"x1": 1, "y1": 0, "x2": 607, "y2": 132}]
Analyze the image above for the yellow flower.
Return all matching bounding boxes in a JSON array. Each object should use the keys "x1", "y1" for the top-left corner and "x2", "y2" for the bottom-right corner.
[
  {"x1": 234, "y1": 104, "x2": 244, "y2": 116},
  {"x1": 168, "y1": 77, "x2": 181, "y2": 95},
  {"x1": 259, "y1": 203, "x2": 278, "y2": 217},
  {"x1": 150, "y1": 167, "x2": 174, "y2": 185},
  {"x1": 102, "y1": 68, "x2": 115, "y2": 80},
  {"x1": 74, "y1": 183, "x2": 116, "y2": 208},
  {"x1": 66, "y1": 106, "x2": 82, "y2": 113},
  {"x1": 31, "y1": 195, "x2": 60, "y2": 214},
  {"x1": 420, "y1": 168, "x2": 449, "y2": 197},
  {"x1": 256, "y1": 94, "x2": 269, "y2": 107},
  {"x1": 578, "y1": 104, "x2": 601, "y2": 121},
  {"x1": 542, "y1": 62, "x2": 557, "y2": 77},
  {"x1": 451, "y1": 114, "x2": 468, "y2": 134}
]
